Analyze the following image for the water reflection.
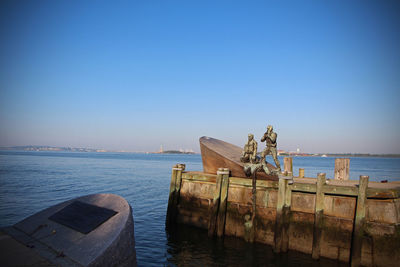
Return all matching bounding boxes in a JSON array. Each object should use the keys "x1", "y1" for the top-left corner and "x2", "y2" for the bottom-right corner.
[{"x1": 166, "y1": 224, "x2": 348, "y2": 267}]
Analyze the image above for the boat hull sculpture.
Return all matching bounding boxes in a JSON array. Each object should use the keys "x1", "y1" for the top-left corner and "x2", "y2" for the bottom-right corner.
[{"x1": 199, "y1": 136, "x2": 278, "y2": 180}]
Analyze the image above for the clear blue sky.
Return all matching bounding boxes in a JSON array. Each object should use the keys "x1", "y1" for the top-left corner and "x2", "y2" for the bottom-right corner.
[{"x1": 1, "y1": 0, "x2": 399, "y2": 153}]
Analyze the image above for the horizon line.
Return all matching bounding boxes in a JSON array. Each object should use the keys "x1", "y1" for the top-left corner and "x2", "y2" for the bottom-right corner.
[{"x1": 1, "y1": 145, "x2": 400, "y2": 156}]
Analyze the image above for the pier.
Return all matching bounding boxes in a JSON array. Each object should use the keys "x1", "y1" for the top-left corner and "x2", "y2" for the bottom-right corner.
[{"x1": 166, "y1": 159, "x2": 400, "y2": 267}]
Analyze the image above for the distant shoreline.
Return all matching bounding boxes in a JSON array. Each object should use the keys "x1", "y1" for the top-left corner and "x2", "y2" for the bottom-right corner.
[
  {"x1": 0, "y1": 146, "x2": 197, "y2": 155},
  {"x1": 277, "y1": 153, "x2": 400, "y2": 158},
  {"x1": 151, "y1": 150, "x2": 196, "y2": 155},
  {"x1": 0, "y1": 146, "x2": 399, "y2": 157},
  {"x1": 316, "y1": 153, "x2": 400, "y2": 158}
]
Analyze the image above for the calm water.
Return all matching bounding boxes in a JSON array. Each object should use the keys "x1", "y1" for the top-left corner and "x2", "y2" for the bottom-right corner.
[{"x1": 0, "y1": 151, "x2": 399, "y2": 266}]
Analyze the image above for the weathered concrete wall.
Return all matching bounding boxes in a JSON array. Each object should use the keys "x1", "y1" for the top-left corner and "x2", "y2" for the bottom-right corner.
[{"x1": 167, "y1": 167, "x2": 400, "y2": 267}]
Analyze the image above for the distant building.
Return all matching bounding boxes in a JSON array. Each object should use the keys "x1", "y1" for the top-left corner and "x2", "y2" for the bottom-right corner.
[{"x1": 277, "y1": 150, "x2": 288, "y2": 156}]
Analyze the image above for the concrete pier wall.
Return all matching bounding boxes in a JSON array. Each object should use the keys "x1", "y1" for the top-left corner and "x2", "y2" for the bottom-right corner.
[{"x1": 167, "y1": 165, "x2": 400, "y2": 267}]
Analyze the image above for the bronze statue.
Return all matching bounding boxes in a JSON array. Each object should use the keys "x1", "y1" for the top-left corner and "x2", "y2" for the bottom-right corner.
[
  {"x1": 244, "y1": 160, "x2": 271, "y2": 177},
  {"x1": 241, "y1": 133, "x2": 272, "y2": 177},
  {"x1": 260, "y1": 125, "x2": 281, "y2": 171},
  {"x1": 240, "y1": 134, "x2": 258, "y2": 164}
]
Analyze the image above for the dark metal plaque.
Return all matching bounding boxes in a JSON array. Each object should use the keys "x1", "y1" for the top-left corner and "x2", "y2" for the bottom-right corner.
[{"x1": 48, "y1": 201, "x2": 118, "y2": 234}]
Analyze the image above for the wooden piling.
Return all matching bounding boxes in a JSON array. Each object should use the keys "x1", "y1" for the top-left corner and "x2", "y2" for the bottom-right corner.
[
  {"x1": 284, "y1": 157, "x2": 293, "y2": 174},
  {"x1": 351, "y1": 175, "x2": 369, "y2": 267},
  {"x1": 208, "y1": 168, "x2": 224, "y2": 237},
  {"x1": 216, "y1": 168, "x2": 230, "y2": 237},
  {"x1": 299, "y1": 168, "x2": 305, "y2": 178},
  {"x1": 312, "y1": 173, "x2": 326, "y2": 260},
  {"x1": 166, "y1": 164, "x2": 185, "y2": 227},
  {"x1": 334, "y1": 158, "x2": 350, "y2": 180},
  {"x1": 166, "y1": 164, "x2": 178, "y2": 227},
  {"x1": 174, "y1": 164, "x2": 185, "y2": 203}
]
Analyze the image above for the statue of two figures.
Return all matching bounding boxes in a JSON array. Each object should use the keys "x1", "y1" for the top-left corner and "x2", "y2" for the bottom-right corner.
[
  {"x1": 240, "y1": 125, "x2": 285, "y2": 242},
  {"x1": 240, "y1": 125, "x2": 282, "y2": 177},
  {"x1": 240, "y1": 125, "x2": 293, "y2": 243}
]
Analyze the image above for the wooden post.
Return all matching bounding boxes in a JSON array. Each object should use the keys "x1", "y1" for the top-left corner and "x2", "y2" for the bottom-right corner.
[
  {"x1": 216, "y1": 168, "x2": 230, "y2": 237},
  {"x1": 167, "y1": 164, "x2": 185, "y2": 226},
  {"x1": 299, "y1": 168, "x2": 305, "y2": 178},
  {"x1": 166, "y1": 164, "x2": 178, "y2": 227},
  {"x1": 284, "y1": 157, "x2": 293, "y2": 174},
  {"x1": 208, "y1": 168, "x2": 224, "y2": 237},
  {"x1": 312, "y1": 173, "x2": 326, "y2": 260},
  {"x1": 274, "y1": 174, "x2": 288, "y2": 253},
  {"x1": 174, "y1": 164, "x2": 185, "y2": 202},
  {"x1": 351, "y1": 175, "x2": 369, "y2": 267},
  {"x1": 334, "y1": 158, "x2": 350, "y2": 180}
]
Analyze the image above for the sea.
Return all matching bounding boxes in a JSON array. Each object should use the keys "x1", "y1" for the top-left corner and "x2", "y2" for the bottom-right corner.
[{"x1": 0, "y1": 151, "x2": 399, "y2": 267}]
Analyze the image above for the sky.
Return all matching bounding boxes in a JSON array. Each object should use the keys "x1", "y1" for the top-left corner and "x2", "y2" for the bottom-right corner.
[{"x1": 0, "y1": 0, "x2": 399, "y2": 153}]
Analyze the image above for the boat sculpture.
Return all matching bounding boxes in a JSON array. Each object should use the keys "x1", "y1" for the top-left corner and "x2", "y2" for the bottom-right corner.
[
  {"x1": 199, "y1": 136, "x2": 278, "y2": 180},
  {"x1": 1, "y1": 193, "x2": 137, "y2": 267}
]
